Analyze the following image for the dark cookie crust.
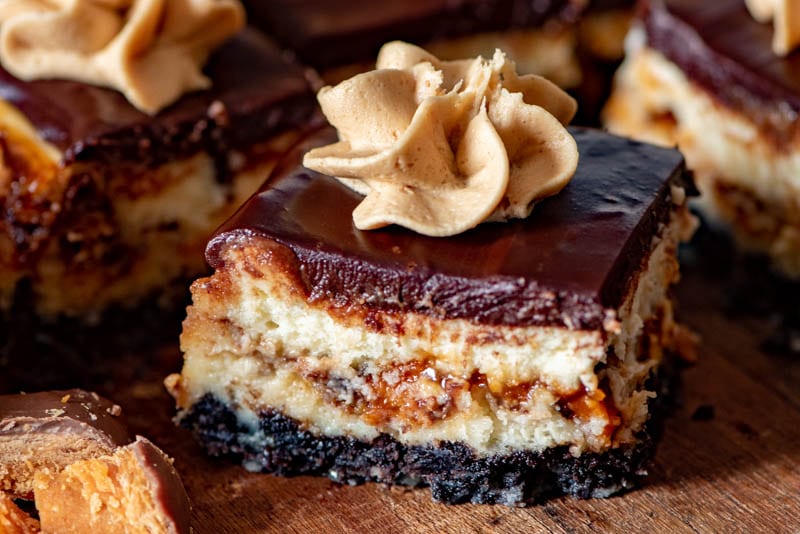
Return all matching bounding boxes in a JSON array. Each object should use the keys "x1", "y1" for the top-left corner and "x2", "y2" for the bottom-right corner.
[{"x1": 179, "y1": 394, "x2": 663, "y2": 505}]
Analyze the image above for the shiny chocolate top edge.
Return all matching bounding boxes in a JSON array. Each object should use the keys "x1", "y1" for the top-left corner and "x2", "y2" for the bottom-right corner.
[
  {"x1": 0, "y1": 389, "x2": 131, "y2": 448},
  {"x1": 642, "y1": 0, "x2": 800, "y2": 141},
  {"x1": 0, "y1": 28, "x2": 317, "y2": 167},
  {"x1": 130, "y1": 437, "x2": 192, "y2": 534},
  {"x1": 241, "y1": 0, "x2": 587, "y2": 69},
  {"x1": 208, "y1": 126, "x2": 688, "y2": 331}
]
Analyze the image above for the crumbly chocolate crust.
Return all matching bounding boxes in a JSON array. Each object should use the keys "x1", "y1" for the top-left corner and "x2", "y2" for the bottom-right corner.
[{"x1": 179, "y1": 390, "x2": 667, "y2": 505}]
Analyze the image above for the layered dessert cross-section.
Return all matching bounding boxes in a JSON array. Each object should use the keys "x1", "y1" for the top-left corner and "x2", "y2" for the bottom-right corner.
[
  {"x1": 604, "y1": 0, "x2": 800, "y2": 277},
  {"x1": 0, "y1": 27, "x2": 318, "y2": 318},
  {"x1": 168, "y1": 125, "x2": 696, "y2": 505}
]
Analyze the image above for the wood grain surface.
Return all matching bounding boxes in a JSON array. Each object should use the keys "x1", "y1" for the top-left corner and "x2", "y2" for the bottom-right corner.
[{"x1": 5, "y1": 244, "x2": 800, "y2": 533}]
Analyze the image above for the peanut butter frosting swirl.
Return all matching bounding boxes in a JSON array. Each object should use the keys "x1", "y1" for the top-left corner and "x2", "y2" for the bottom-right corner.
[
  {"x1": 0, "y1": 0, "x2": 245, "y2": 114},
  {"x1": 303, "y1": 41, "x2": 578, "y2": 237},
  {"x1": 746, "y1": 0, "x2": 800, "y2": 56}
]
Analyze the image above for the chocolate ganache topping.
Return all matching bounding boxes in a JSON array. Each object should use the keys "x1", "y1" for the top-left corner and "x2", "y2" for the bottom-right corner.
[
  {"x1": 208, "y1": 126, "x2": 690, "y2": 331},
  {"x1": 241, "y1": 0, "x2": 587, "y2": 69},
  {"x1": 0, "y1": 389, "x2": 131, "y2": 448}
]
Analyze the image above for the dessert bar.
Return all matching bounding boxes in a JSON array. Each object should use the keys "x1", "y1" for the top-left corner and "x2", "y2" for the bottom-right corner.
[
  {"x1": 169, "y1": 125, "x2": 696, "y2": 504},
  {"x1": 0, "y1": 28, "x2": 317, "y2": 317},
  {"x1": 604, "y1": 0, "x2": 800, "y2": 276}
]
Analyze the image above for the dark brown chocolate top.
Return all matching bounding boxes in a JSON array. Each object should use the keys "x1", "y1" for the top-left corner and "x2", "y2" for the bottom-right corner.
[
  {"x1": 242, "y1": 0, "x2": 586, "y2": 69},
  {"x1": 0, "y1": 389, "x2": 131, "y2": 447},
  {"x1": 130, "y1": 437, "x2": 191, "y2": 534},
  {"x1": 208, "y1": 126, "x2": 688, "y2": 331},
  {"x1": 0, "y1": 28, "x2": 317, "y2": 167},
  {"x1": 642, "y1": 0, "x2": 800, "y2": 141}
]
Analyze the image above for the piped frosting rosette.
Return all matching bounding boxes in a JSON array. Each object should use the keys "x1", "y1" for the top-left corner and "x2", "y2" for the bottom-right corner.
[
  {"x1": 0, "y1": 0, "x2": 245, "y2": 114},
  {"x1": 303, "y1": 41, "x2": 579, "y2": 237},
  {"x1": 745, "y1": 0, "x2": 800, "y2": 56}
]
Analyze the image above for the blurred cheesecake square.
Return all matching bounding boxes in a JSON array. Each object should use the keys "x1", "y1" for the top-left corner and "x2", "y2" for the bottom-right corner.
[
  {"x1": 0, "y1": 29, "x2": 317, "y2": 318},
  {"x1": 605, "y1": 0, "x2": 800, "y2": 277}
]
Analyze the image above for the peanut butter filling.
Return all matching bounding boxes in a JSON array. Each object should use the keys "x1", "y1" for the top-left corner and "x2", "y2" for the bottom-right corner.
[
  {"x1": 0, "y1": 0, "x2": 245, "y2": 113},
  {"x1": 303, "y1": 41, "x2": 579, "y2": 237}
]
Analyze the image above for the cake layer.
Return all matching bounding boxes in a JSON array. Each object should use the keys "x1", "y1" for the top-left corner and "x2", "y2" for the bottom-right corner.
[{"x1": 208, "y1": 127, "x2": 689, "y2": 330}]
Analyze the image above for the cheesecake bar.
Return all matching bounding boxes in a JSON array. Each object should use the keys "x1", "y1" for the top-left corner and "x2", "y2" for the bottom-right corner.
[
  {"x1": 242, "y1": 0, "x2": 633, "y2": 121},
  {"x1": 0, "y1": 28, "x2": 317, "y2": 318},
  {"x1": 168, "y1": 126, "x2": 696, "y2": 505},
  {"x1": 604, "y1": 0, "x2": 800, "y2": 277}
]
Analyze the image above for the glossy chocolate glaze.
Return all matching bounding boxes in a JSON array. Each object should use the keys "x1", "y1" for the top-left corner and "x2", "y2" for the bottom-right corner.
[
  {"x1": 642, "y1": 0, "x2": 800, "y2": 141},
  {"x1": 208, "y1": 127, "x2": 688, "y2": 331},
  {"x1": 242, "y1": 0, "x2": 585, "y2": 69},
  {"x1": 0, "y1": 389, "x2": 131, "y2": 447},
  {"x1": 0, "y1": 29, "x2": 317, "y2": 167},
  {"x1": 130, "y1": 437, "x2": 192, "y2": 534}
]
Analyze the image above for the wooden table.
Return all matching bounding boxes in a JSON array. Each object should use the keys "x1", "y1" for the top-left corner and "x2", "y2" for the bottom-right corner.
[{"x1": 5, "y1": 245, "x2": 800, "y2": 532}]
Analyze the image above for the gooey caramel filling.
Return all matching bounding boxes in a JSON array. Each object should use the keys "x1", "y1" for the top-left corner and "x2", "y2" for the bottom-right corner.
[{"x1": 304, "y1": 359, "x2": 622, "y2": 446}]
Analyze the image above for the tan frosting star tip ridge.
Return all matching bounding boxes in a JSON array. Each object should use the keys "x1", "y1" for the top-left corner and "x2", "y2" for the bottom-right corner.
[
  {"x1": 0, "y1": 0, "x2": 246, "y2": 114},
  {"x1": 745, "y1": 0, "x2": 800, "y2": 56},
  {"x1": 303, "y1": 41, "x2": 579, "y2": 237}
]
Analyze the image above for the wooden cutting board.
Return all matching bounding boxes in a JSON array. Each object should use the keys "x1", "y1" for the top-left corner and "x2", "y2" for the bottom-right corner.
[{"x1": 5, "y1": 253, "x2": 800, "y2": 532}]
